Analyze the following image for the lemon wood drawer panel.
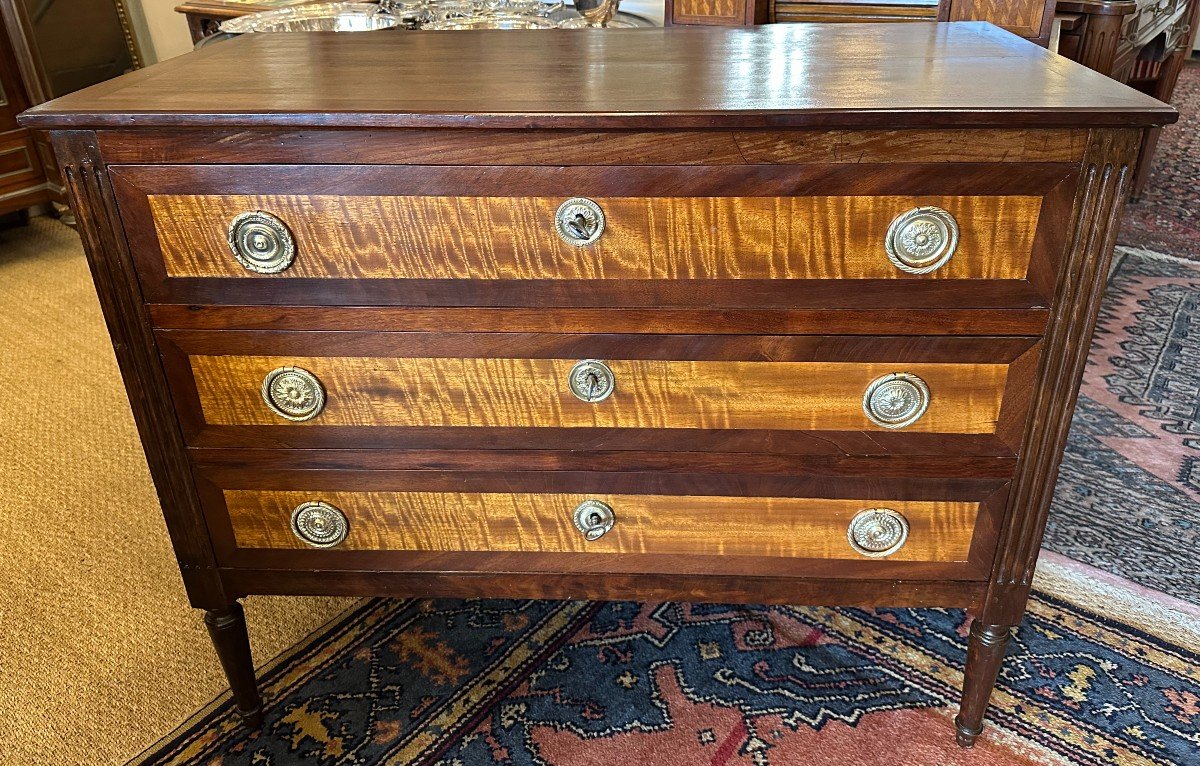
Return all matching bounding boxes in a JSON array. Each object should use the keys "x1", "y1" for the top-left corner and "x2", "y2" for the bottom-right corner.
[
  {"x1": 109, "y1": 163, "x2": 1078, "y2": 308},
  {"x1": 157, "y1": 331, "x2": 1041, "y2": 455},
  {"x1": 192, "y1": 465, "x2": 1008, "y2": 581}
]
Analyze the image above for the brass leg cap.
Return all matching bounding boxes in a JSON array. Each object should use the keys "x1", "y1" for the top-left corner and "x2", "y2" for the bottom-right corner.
[{"x1": 954, "y1": 715, "x2": 982, "y2": 748}]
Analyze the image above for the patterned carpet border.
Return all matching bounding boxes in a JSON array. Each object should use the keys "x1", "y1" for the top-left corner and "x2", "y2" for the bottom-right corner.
[{"x1": 128, "y1": 555, "x2": 1200, "y2": 766}]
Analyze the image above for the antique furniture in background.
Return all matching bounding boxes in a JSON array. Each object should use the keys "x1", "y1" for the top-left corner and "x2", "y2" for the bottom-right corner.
[
  {"x1": 0, "y1": 8, "x2": 49, "y2": 218},
  {"x1": 21, "y1": 23, "x2": 1173, "y2": 746},
  {"x1": 1056, "y1": 0, "x2": 1199, "y2": 196},
  {"x1": 772, "y1": 0, "x2": 937, "y2": 24},
  {"x1": 175, "y1": 0, "x2": 319, "y2": 42},
  {"x1": 665, "y1": 0, "x2": 1056, "y2": 44},
  {"x1": 0, "y1": 0, "x2": 141, "y2": 213}
]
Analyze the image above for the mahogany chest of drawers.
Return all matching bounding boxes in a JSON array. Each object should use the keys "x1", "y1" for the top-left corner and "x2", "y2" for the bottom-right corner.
[{"x1": 19, "y1": 22, "x2": 1174, "y2": 747}]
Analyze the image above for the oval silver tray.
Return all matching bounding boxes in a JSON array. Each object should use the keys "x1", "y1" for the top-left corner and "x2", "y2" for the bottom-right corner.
[{"x1": 220, "y1": 2, "x2": 402, "y2": 33}]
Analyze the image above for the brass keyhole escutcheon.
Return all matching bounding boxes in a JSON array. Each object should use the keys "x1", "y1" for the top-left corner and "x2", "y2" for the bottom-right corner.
[
  {"x1": 568, "y1": 359, "x2": 615, "y2": 403},
  {"x1": 573, "y1": 499, "x2": 615, "y2": 541},
  {"x1": 554, "y1": 197, "x2": 605, "y2": 247}
]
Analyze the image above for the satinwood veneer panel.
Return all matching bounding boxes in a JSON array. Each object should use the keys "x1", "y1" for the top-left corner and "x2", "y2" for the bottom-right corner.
[
  {"x1": 192, "y1": 355, "x2": 1008, "y2": 432},
  {"x1": 148, "y1": 193, "x2": 1041, "y2": 281},
  {"x1": 226, "y1": 491, "x2": 979, "y2": 561},
  {"x1": 159, "y1": 331, "x2": 1039, "y2": 453}
]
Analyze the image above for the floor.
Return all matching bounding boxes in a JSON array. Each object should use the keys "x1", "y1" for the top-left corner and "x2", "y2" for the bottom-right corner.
[{"x1": 0, "y1": 217, "x2": 352, "y2": 766}]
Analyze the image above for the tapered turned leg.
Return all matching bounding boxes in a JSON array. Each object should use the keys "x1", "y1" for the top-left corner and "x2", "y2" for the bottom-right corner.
[
  {"x1": 954, "y1": 621, "x2": 1014, "y2": 747},
  {"x1": 204, "y1": 602, "x2": 264, "y2": 729}
]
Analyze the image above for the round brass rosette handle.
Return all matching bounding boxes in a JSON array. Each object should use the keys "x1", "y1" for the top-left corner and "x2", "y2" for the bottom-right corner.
[
  {"x1": 568, "y1": 359, "x2": 615, "y2": 403},
  {"x1": 261, "y1": 366, "x2": 326, "y2": 422},
  {"x1": 885, "y1": 206, "x2": 959, "y2": 274},
  {"x1": 573, "y1": 499, "x2": 616, "y2": 541},
  {"x1": 555, "y1": 197, "x2": 605, "y2": 247},
  {"x1": 290, "y1": 501, "x2": 349, "y2": 548},
  {"x1": 227, "y1": 211, "x2": 296, "y2": 274},
  {"x1": 863, "y1": 372, "x2": 930, "y2": 429},
  {"x1": 847, "y1": 507, "x2": 910, "y2": 558}
]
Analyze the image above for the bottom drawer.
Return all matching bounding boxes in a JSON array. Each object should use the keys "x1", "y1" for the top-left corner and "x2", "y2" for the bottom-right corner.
[{"x1": 202, "y1": 471, "x2": 1006, "y2": 581}]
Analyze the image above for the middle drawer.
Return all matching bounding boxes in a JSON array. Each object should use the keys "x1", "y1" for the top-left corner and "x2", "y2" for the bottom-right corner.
[{"x1": 160, "y1": 331, "x2": 1039, "y2": 456}]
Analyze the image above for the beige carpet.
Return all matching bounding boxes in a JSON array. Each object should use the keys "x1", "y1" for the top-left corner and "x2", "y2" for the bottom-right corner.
[{"x1": 0, "y1": 216, "x2": 354, "y2": 765}]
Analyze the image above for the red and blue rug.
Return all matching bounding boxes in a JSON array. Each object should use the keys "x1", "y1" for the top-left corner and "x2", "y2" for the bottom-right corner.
[{"x1": 131, "y1": 555, "x2": 1200, "y2": 766}]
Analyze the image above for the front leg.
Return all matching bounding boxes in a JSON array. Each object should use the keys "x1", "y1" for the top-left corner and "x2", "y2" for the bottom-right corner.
[
  {"x1": 954, "y1": 620, "x2": 1014, "y2": 747},
  {"x1": 204, "y1": 601, "x2": 264, "y2": 729}
]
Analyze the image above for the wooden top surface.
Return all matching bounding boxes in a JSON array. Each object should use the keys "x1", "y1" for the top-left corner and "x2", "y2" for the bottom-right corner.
[{"x1": 19, "y1": 23, "x2": 1175, "y2": 130}]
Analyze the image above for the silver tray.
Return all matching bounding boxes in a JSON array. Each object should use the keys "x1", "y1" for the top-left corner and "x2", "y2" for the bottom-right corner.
[
  {"x1": 424, "y1": 13, "x2": 557, "y2": 28},
  {"x1": 220, "y1": 3, "x2": 402, "y2": 32}
]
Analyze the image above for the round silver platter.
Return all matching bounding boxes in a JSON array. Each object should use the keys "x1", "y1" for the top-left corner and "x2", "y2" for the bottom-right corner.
[{"x1": 220, "y1": 3, "x2": 402, "y2": 33}]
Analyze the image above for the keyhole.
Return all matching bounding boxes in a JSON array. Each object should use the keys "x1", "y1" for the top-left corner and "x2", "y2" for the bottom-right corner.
[
  {"x1": 568, "y1": 212, "x2": 591, "y2": 240},
  {"x1": 587, "y1": 512, "x2": 603, "y2": 527}
]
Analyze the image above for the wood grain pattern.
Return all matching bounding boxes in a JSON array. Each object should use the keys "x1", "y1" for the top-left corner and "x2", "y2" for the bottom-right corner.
[
  {"x1": 983, "y1": 129, "x2": 1141, "y2": 625},
  {"x1": 147, "y1": 304, "x2": 1053, "y2": 337},
  {"x1": 219, "y1": 567, "x2": 987, "y2": 607},
  {"x1": 225, "y1": 490, "x2": 979, "y2": 563},
  {"x1": 94, "y1": 128, "x2": 1091, "y2": 166},
  {"x1": 18, "y1": 26, "x2": 1176, "y2": 130},
  {"x1": 190, "y1": 355, "x2": 1009, "y2": 433},
  {"x1": 670, "y1": 0, "x2": 761, "y2": 23},
  {"x1": 943, "y1": 0, "x2": 1052, "y2": 38},
  {"x1": 773, "y1": 0, "x2": 939, "y2": 23},
  {"x1": 151, "y1": 193, "x2": 1041, "y2": 281}
]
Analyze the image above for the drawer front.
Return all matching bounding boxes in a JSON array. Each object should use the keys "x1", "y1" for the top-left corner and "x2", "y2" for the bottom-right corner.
[
  {"x1": 112, "y1": 163, "x2": 1077, "y2": 308},
  {"x1": 195, "y1": 462, "x2": 1007, "y2": 580},
  {"x1": 228, "y1": 491, "x2": 976, "y2": 561},
  {"x1": 147, "y1": 193, "x2": 1039, "y2": 281},
  {"x1": 161, "y1": 331, "x2": 1040, "y2": 454}
]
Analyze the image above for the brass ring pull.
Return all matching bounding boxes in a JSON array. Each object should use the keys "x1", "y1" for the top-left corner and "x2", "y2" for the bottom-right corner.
[
  {"x1": 261, "y1": 366, "x2": 326, "y2": 422},
  {"x1": 885, "y1": 206, "x2": 959, "y2": 274},
  {"x1": 863, "y1": 372, "x2": 930, "y2": 429},
  {"x1": 290, "y1": 501, "x2": 349, "y2": 548},
  {"x1": 573, "y1": 499, "x2": 616, "y2": 541},
  {"x1": 568, "y1": 359, "x2": 615, "y2": 403},
  {"x1": 227, "y1": 211, "x2": 295, "y2": 273},
  {"x1": 847, "y1": 508, "x2": 909, "y2": 558},
  {"x1": 555, "y1": 198, "x2": 605, "y2": 247}
]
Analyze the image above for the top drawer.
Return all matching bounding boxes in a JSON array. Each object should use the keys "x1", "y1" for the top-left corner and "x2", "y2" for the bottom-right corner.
[{"x1": 110, "y1": 163, "x2": 1077, "y2": 309}]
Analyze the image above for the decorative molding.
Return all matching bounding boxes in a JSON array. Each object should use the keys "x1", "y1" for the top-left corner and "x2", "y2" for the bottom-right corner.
[
  {"x1": 982, "y1": 128, "x2": 1140, "y2": 624},
  {"x1": 54, "y1": 130, "x2": 224, "y2": 607}
]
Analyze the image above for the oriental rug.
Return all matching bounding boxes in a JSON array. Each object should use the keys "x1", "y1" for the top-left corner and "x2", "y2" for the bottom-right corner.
[
  {"x1": 129, "y1": 554, "x2": 1200, "y2": 766},
  {"x1": 1118, "y1": 60, "x2": 1199, "y2": 258},
  {"x1": 1043, "y1": 248, "x2": 1200, "y2": 602}
]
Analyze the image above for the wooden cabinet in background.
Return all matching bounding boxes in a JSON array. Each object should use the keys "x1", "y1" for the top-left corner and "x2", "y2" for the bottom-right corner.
[
  {"x1": 0, "y1": 0, "x2": 142, "y2": 219},
  {"x1": 665, "y1": 0, "x2": 1057, "y2": 44},
  {"x1": 1056, "y1": 0, "x2": 1200, "y2": 197},
  {"x1": 0, "y1": 10, "x2": 52, "y2": 218}
]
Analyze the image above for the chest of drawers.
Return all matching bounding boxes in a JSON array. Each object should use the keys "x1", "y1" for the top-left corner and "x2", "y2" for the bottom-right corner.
[{"x1": 20, "y1": 22, "x2": 1174, "y2": 747}]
